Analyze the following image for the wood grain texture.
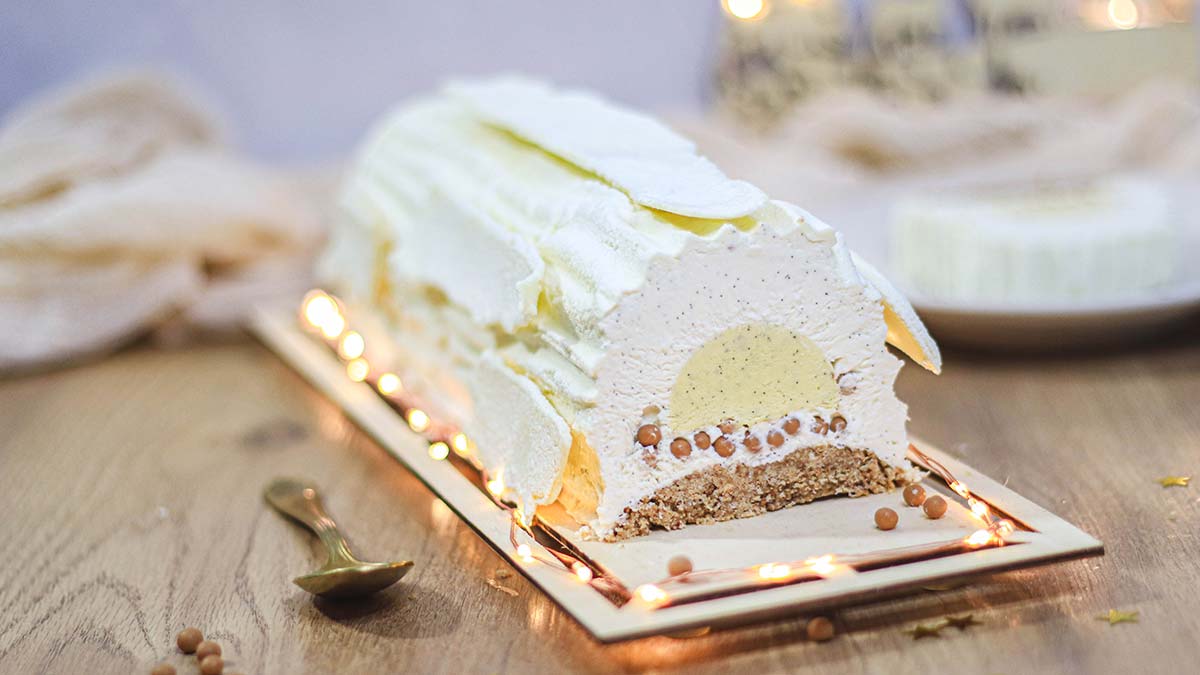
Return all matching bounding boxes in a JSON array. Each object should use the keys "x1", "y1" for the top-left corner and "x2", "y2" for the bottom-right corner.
[{"x1": 1, "y1": 324, "x2": 1198, "y2": 674}]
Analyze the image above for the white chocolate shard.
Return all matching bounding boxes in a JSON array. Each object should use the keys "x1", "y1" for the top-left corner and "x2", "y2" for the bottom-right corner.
[{"x1": 449, "y1": 77, "x2": 767, "y2": 220}]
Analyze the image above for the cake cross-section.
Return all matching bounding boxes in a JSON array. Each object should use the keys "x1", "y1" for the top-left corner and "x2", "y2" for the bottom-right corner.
[{"x1": 320, "y1": 77, "x2": 941, "y2": 540}]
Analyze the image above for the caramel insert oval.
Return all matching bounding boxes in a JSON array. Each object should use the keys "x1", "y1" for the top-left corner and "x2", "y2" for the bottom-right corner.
[{"x1": 668, "y1": 323, "x2": 839, "y2": 435}]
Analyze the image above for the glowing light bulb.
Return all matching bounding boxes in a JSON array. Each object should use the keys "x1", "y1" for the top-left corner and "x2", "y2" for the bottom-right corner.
[
  {"x1": 572, "y1": 562, "x2": 594, "y2": 583},
  {"x1": 806, "y1": 555, "x2": 837, "y2": 576},
  {"x1": 965, "y1": 529, "x2": 993, "y2": 547},
  {"x1": 346, "y1": 358, "x2": 369, "y2": 382},
  {"x1": 320, "y1": 313, "x2": 346, "y2": 339},
  {"x1": 635, "y1": 584, "x2": 667, "y2": 603},
  {"x1": 407, "y1": 409, "x2": 430, "y2": 432},
  {"x1": 949, "y1": 481, "x2": 970, "y2": 499},
  {"x1": 724, "y1": 0, "x2": 767, "y2": 20},
  {"x1": 486, "y1": 472, "x2": 505, "y2": 497},
  {"x1": 338, "y1": 331, "x2": 365, "y2": 360},
  {"x1": 993, "y1": 519, "x2": 1016, "y2": 539},
  {"x1": 452, "y1": 433, "x2": 469, "y2": 455},
  {"x1": 377, "y1": 373, "x2": 401, "y2": 395},
  {"x1": 428, "y1": 441, "x2": 450, "y2": 461},
  {"x1": 1108, "y1": 0, "x2": 1139, "y2": 29},
  {"x1": 302, "y1": 291, "x2": 338, "y2": 328},
  {"x1": 969, "y1": 498, "x2": 990, "y2": 520},
  {"x1": 517, "y1": 544, "x2": 534, "y2": 562},
  {"x1": 758, "y1": 563, "x2": 791, "y2": 580}
]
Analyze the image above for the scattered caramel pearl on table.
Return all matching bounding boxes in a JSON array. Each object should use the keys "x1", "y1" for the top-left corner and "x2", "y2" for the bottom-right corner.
[
  {"x1": 713, "y1": 436, "x2": 735, "y2": 457},
  {"x1": 176, "y1": 627, "x2": 203, "y2": 654},
  {"x1": 670, "y1": 437, "x2": 692, "y2": 459},
  {"x1": 151, "y1": 664, "x2": 176, "y2": 675},
  {"x1": 693, "y1": 431, "x2": 711, "y2": 450},
  {"x1": 783, "y1": 417, "x2": 801, "y2": 435},
  {"x1": 195, "y1": 641, "x2": 221, "y2": 661},
  {"x1": 767, "y1": 430, "x2": 785, "y2": 447},
  {"x1": 811, "y1": 417, "x2": 829, "y2": 435},
  {"x1": 806, "y1": 616, "x2": 835, "y2": 642},
  {"x1": 667, "y1": 555, "x2": 693, "y2": 576},
  {"x1": 874, "y1": 507, "x2": 899, "y2": 530},
  {"x1": 923, "y1": 495, "x2": 948, "y2": 519},
  {"x1": 199, "y1": 655, "x2": 224, "y2": 675},
  {"x1": 903, "y1": 484, "x2": 927, "y2": 507},
  {"x1": 636, "y1": 424, "x2": 661, "y2": 447},
  {"x1": 743, "y1": 433, "x2": 762, "y2": 452}
]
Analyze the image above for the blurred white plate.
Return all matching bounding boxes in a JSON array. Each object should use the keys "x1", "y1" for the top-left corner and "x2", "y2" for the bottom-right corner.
[{"x1": 903, "y1": 280, "x2": 1200, "y2": 351}]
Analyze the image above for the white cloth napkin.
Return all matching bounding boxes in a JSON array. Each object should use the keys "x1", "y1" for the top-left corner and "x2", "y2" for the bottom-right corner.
[{"x1": 0, "y1": 70, "x2": 325, "y2": 372}]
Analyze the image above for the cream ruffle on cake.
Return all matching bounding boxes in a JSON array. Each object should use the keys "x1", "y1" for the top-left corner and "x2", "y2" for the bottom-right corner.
[
  {"x1": 890, "y1": 179, "x2": 1176, "y2": 304},
  {"x1": 321, "y1": 78, "x2": 941, "y2": 540}
]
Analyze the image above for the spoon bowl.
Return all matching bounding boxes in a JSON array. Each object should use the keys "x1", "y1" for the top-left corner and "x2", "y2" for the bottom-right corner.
[{"x1": 294, "y1": 560, "x2": 414, "y2": 599}]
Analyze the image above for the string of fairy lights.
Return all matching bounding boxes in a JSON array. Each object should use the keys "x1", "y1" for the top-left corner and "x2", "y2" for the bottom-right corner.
[{"x1": 298, "y1": 289, "x2": 1017, "y2": 609}]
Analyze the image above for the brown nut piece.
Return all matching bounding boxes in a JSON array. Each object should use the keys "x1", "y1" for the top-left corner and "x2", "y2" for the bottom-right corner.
[
  {"x1": 669, "y1": 437, "x2": 691, "y2": 459},
  {"x1": 767, "y1": 430, "x2": 785, "y2": 447},
  {"x1": 693, "y1": 431, "x2": 711, "y2": 449},
  {"x1": 199, "y1": 655, "x2": 224, "y2": 675},
  {"x1": 636, "y1": 424, "x2": 661, "y2": 447},
  {"x1": 176, "y1": 627, "x2": 203, "y2": 654},
  {"x1": 151, "y1": 664, "x2": 176, "y2": 675},
  {"x1": 923, "y1": 495, "x2": 948, "y2": 519},
  {"x1": 743, "y1": 433, "x2": 762, "y2": 452},
  {"x1": 667, "y1": 555, "x2": 693, "y2": 576},
  {"x1": 903, "y1": 484, "x2": 926, "y2": 507},
  {"x1": 782, "y1": 417, "x2": 801, "y2": 435},
  {"x1": 811, "y1": 417, "x2": 829, "y2": 435},
  {"x1": 830, "y1": 415, "x2": 847, "y2": 433},
  {"x1": 195, "y1": 641, "x2": 221, "y2": 661},
  {"x1": 874, "y1": 507, "x2": 899, "y2": 531},
  {"x1": 713, "y1": 436, "x2": 734, "y2": 457},
  {"x1": 806, "y1": 616, "x2": 835, "y2": 642},
  {"x1": 718, "y1": 420, "x2": 735, "y2": 434}
]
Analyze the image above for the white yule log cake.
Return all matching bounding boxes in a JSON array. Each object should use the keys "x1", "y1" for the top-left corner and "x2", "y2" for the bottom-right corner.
[{"x1": 320, "y1": 78, "x2": 941, "y2": 540}]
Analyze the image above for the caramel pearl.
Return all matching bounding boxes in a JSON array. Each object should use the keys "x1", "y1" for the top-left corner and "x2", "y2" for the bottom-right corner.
[
  {"x1": 767, "y1": 430, "x2": 785, "y2": 447},
  {"x1": 830, "y1": 415, "x2": 847, "y2": 433},
  {"x1": 176, "y1": 628, "x2": 203, "y2": 654},
  {"x1": 667, "y1": 555, "x2": 693, "y2": 576},
  {"x1": 693, "y1": 431, "x2": 711, "y2": 450},
  {"x1": 718, "y1": 420, "x2": 735, "y2": 434},
  {"x1": 812, "y1": 417, "x2": 829, "y2": 435},
  {"x1": 783, "y1": 417, "x2": 801, "y2": 435},
  {"x1": 670, "y1": 438, "x2": 692, "y2": 459},
  {"x1": 713, "y1": 436, "x2": 734, "y2": 457},
  {"x1": 806, "y1": 616, "x2": 835, "y2": 642},
  {"x1": 195, "y1": 641, "x2": 221, "y2": 661},
  {"x1": 199, "y1": 655, "x2": 224, "y2": 675},
  {"x1": 874, "y1": 507, "x2": 898, "y2": 530},
  {"x1": 636, "y1": 424, "x2": 661, "y2": 447},
  {"x1": 151, "y1": 664, "x2": 176, "y2": 675},
  {"x1": 743, "y1": 433, "x2": 762, "y2": 452},
  {"x1": 903, "y1": 484, "x2": 926, "y2": 507},
  {"x1": 923, "y1": 495, "x2": 948, "y2": 519}
]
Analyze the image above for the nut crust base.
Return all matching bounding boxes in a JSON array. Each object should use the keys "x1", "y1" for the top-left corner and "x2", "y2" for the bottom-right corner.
[{"x1": 606, "y1": 445, "x2": 903, "y2": 541}]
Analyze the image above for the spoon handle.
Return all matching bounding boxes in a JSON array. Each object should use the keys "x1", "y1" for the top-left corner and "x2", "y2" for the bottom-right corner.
[{"x1": 264, "y1": 478, "x2": 358, "y2": 568}]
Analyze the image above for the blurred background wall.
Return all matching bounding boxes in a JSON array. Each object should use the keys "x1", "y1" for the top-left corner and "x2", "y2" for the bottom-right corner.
[{"x1": 0, "y1": 0, "x2": 722, "y2": 161}]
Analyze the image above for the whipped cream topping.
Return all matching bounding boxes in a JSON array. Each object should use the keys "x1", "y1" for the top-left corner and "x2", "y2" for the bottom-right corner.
[{"x1": 324, "y1": 78, "x2": 940, "y2": 536}]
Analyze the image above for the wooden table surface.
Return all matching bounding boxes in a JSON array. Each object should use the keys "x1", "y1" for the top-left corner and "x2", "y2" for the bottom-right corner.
[{"x1": 2, "y1": 324, "x2": 1199, "y2": 675}]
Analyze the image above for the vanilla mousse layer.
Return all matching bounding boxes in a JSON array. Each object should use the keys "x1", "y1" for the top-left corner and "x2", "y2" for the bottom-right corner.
[{"x1": 322, "y1": 77, "x2": 940, "y2": 539}]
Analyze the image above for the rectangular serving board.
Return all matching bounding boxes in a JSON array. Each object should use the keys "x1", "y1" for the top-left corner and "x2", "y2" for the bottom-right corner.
[{"x1": 251, "y1": 306, "x2": 1103, "y2": 642}]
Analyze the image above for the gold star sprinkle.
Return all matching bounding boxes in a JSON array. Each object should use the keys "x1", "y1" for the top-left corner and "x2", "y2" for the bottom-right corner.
[
  {"x1": 1097, "y1": 609, "x2": 1138, "y2": 625},
  {"x1": 944, "y1": 614, "x2": 983, "y2": 630},
  {"x1": 1157, "y1": 476, "x2": 1191, "y2": 488},
  {"x1": 904, "y1": 620, "x2": 947, "y2": 639}
]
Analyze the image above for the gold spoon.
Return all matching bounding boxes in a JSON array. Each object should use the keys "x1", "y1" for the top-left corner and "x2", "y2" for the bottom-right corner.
[{"x1": 264, "y1": 478, "x2": 413, "y2": 599}]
